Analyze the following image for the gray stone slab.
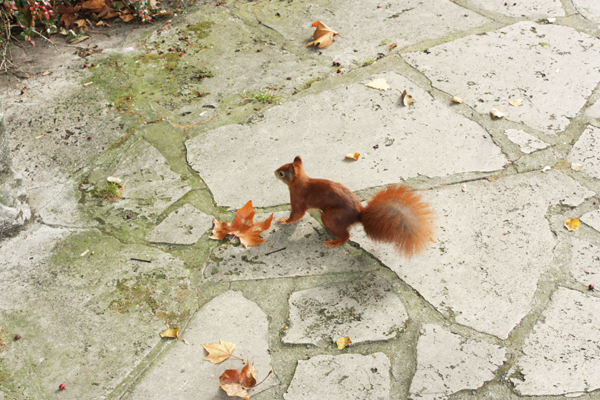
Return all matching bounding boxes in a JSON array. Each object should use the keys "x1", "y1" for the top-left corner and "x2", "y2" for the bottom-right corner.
[
  {"x1": 581, "y1": 209, "x2": 600, "y2": 232},
  {"x1": 351, "y1": 170, "x2": 595, "y2": 339},
  {"x1": 404, "y1": 22, "x2": 600, "y2": 134},
  {"x1": 409, "y1": 324, "x2": 506, "y2": 400},
  {"x1": 504, "y1": 129, "x2": 549, "y2": 154},
  {"x1": 283, "y1": 274, "x2": 407, "y2": 346},
  {"x1": 205, "y1": 212, "x2": 365, "y2": 281},
  {"x1": 510, "y1": 288, "x2": 600, "y2": 396},
  {"x1": 0, "y1": 226, "x2": 192, "y2": 399},
  {"x1": 284, "y1": 353, "x2": 390, "y2": 400},
  {"x1": 27, "y1": 177, "x2": 82, "y2": 226},
  {"x1": 573, "y1": 0, "x2": 600, "y2": 24},
  {"x1": 148, "y1": 204, "x2": 214, "y2": 244},
  {"x1": 129, "y1": 290, "x2": 277, "y2": 400},
  {"x1": 0, "y1": 169, "x2": 31, "y2": 232},
  {"x1": 187, "y1": 72, "x2": 507, "y2": 209},
  {"x1": 112, "y1": 139, "x2": 190, "y2": 217},
  {"x1": 467, "y1": 0, "x2": 564, "y2": 18},
  {"x1": 242, "y1": 0, "x2": 490, "y2": 65},
  {"x1": 569, "y1": 238, "x2": 600, "y2": 287},
  {"x1": 568, "y1": 125, "x2": 600, "y2": 179}
]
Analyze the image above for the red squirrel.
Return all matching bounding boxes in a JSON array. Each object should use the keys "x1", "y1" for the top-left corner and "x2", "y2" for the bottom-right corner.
[{"x1": 275, "y1": 156, "x2": 435, "y2": 257}]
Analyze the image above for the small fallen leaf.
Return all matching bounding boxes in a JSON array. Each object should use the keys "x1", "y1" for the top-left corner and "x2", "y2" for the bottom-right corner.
[
  {"x1": 69, "y1": 35, "x2": 90, "y2": 44},
  {"x1": 202, "y1": 339, "x2": 236, "y2": 364},
  {"x1": 220, "y1": 360, "x2": 257, "y2": 400},
  {"x1": 402, "y1": 90, "x2": 414, "y2": 106},
  {"x1": 461, "y1": 184, "x2": 467, "y2": 192},
  {"x1": 305, "y1": 21, "x2": 339, "y2": 49},
  {"x1": 345, "y1": 153, "x2": 360, "y2": 161},
  {"x1": 490, "y1": 107, "x2": 504, "y2": 119},
  {"x1": 564, "y1": 218, "x2": 580, "y2": 231},
  {"x1": 509, "y1": 98, "x2": 523, "y2": 107},
  {"x1": 366, "y1": 78, "x2": 390, "y2": 91},
  {"x1": 211, "y1": 201, "x2": 273, "y2": 248},
  {"x1": 159, "y1": 327, "x2": 179, "y2": 339},
  {"x1": 336, "y1": 336, "x2": 352, "y2": 349},
  {"x1": 542, "y1": 166, "x2": 552, "y2": 172},
  {"x1": 107, "y1": 176, "x2": 122, "y2": 184},
  {"x1": 41, "y1": 71, "x2": 51, "y2": 76},
  {"x1": 452, "y1": 96, "x2": 464, "y2": 104},
  {"x1": 571, "y1": 163, "x2": 584, "y2": 171},
  {"x1": 387, "y1": 43, "x2": 397, "y2": 50},
  {"x1": 183, "y1": 339, "x2": 190, "y2": 345},
  {"x1": 80, "y1": 249, "x2": 89, "y2": 256}
]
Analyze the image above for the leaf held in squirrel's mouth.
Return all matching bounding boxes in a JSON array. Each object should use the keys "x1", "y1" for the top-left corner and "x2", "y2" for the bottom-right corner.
[
  {"x1": 211, "y1": 201, "x2": 273, "y2": 248},
  {"x1": 305, "y1": 21, "x2": 339, "y2": 48}
]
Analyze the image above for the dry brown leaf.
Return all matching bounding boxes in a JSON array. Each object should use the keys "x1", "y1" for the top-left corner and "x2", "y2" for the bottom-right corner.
[
  {"x1": 452, "y1": 96, "x2": 463, "y2": 104},
  {"x1": 211, "y1": 201, "x2": 273, "y2": 248},
  {"x1": 509, "y1": 98, "x2": 523, "y2": 107},
  {"x1": 564, "y1": 218, "x2": 580, "y2": 231},
  {"x1": 387, "y1": 43, "x2": 397, "y2": 50},
  {"x1": 366, "y1": 78, "x2": 390, "y2": 91},
  {"x1": 219, "y1": 360, "x2": 257, "y2": 400},
  {"x1": 81, "y1": 0, "x2": 105, "y2": 12},
  {"x1": 305, "y1": 21, "x2": 339, "y2": 49},
  {"x1": 57, "y1": 4, "x2": 77, "y2": 28},
  {"x1": 336, "y1": 336, "x2": 352, "y2": 349},
  {"x1": 490, "y1": 108, "x2": 504, "y2": 119},
  {"x1": 202, "y1": 339, "x2": 236, "y2": 364},
  {"x1": 402, "y1": 90, "x2": 414, "y2": 106},
  {"x1": 159, "y1": 327, "x2": 179, "y2": 339},
  {"x1": 345, "y1": 153, "x2": 360, "y2": 161},
  {"x1": 120, "y1": 12, "x2": 135, "y2": 22}
]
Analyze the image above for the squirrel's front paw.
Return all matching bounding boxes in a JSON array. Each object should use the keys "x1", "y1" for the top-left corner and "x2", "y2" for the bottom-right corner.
[{"x1": 277, "y1": 218, "x2": 289, "y2": 224}]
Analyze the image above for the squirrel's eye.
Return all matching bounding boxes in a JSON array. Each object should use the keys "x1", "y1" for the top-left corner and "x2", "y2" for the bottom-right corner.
[{"x1": 279, "y1": 171, "x2": 284, "y2": 177}]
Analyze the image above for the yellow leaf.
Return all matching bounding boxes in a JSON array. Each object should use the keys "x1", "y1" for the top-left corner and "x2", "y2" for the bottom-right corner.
[
  {"x1": 336, "y1": 336, "x2": 352, "y2": 349},
  {"x1": 564, "y1": 218, "x2": 580, "y2": 231},
  {"x1": 387, "y1": 43, "x2": 397, "y2": 50},
  {"x1": 509, "y1": 98, "x2": 523, "y2": 107},
  {"x1": 345, "y1": 153, "x2": 360, "y2": 161},
  {"x1": 490, "y1": 107, "x2": 504, "y2": 119},
  {"x1": 159, "y1": 327, "x2": 179, "y2": 339},
  {"x1": 202, "y1": 339, "x2": 236, "y2": 364},
  {"x1": 366, "y1": 78, "x2": 390, "y2": 91}
]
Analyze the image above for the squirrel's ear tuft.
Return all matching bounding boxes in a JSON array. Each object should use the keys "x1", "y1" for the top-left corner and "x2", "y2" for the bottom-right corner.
[{"x1": 293, "y1": 156, "x2": 303, "y2": 164}]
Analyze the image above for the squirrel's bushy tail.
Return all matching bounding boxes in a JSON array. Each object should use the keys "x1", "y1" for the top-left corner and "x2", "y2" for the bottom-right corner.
[{"x1": 360, "y1": 185, "x2": 435, "y2": 258}]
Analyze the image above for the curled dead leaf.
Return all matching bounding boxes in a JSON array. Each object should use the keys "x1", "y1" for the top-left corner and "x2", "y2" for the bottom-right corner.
[
  {"x1": 211, "y1": 201, "x2": 273, "y2": 248},
  {"x1": 345, "y1": 153, "x2": 360, "y2": 161},
  {"x1": 490, "y1": 108, "x2": 504, "y2": 119},
  {"x1": 402, "y1": 90, "x2": 414, "y2": 106},
  {"x1": 509, "y1": 98, "x2": 523, "y2": 107},
  {"x1": 564, "y1": 218, "x2": 580, "y2": 231},
  {"x1": 366, "y1": 78, "x2": 390, "y2": 91},
  {"x1": 305, "y1": 21, "x2": 339, "y2": 49},
  {"x1": 387, "y1": 43, "x2": 397, "y2": 50},
  {"x1": 336, "y1": 336, "x2": 352, "y2": 349},
  {"x1": 202, "y1": 339, "x2": 236, "y2": 364},
  {"x1": 159, "y1": 327, "x2": 179, "y2": 339},
  {"x1": 220, "y1": 360, "x2": 257, "y2": 400},
  {"x1": 452, "y1": 96, "x2": 463, "y2": 104}
]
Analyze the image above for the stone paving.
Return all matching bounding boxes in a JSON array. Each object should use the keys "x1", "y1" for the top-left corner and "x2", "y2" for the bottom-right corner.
[{"x1": 1, "y1": 0, "x2": 600, "y2": 399}]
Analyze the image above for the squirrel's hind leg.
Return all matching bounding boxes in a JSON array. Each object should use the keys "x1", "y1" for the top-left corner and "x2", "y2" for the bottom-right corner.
[{"x1": 321, "y1": 209, "x2": 355, "y2": 248}]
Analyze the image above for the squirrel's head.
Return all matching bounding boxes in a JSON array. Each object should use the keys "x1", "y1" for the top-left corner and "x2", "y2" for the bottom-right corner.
[{"x1": 275, "y1": 156, "x2": 304, "y2": 186}]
